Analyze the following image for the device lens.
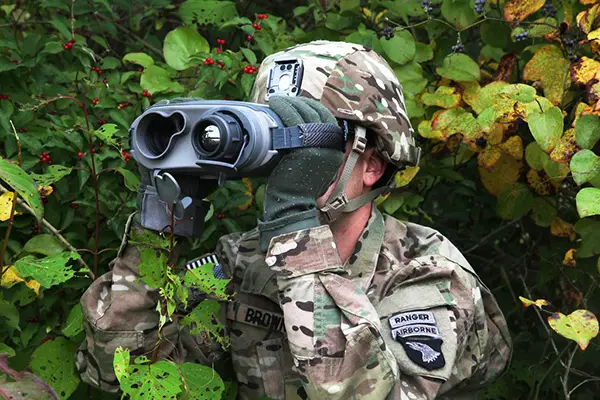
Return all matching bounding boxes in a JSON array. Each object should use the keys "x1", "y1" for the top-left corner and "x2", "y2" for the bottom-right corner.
[{"x1": 198, "y1": 125, "x2": 221, "y2": 153}]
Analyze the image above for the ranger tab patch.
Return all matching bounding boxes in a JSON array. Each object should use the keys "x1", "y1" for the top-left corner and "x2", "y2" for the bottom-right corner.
[{"x1": 389, "y1": 311, "x2": 446, "y2": 371}]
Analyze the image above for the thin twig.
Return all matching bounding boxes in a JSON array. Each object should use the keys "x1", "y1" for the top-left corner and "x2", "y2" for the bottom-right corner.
[
  {"x1": 464, "y1": 219, "x2": 520, "y2": 253},
  {"x1": 561, "y1": 345, "x2": 578, "y2": 399},
  {"x1": 0, "y1": 183, "x2": 94, "y2": 280},
  {"x1": 94, "y1": 12, "x2": 163, "y2": 58},
  {"x1": 568, "y1": 378, "x2": 600, "y2": 397}
]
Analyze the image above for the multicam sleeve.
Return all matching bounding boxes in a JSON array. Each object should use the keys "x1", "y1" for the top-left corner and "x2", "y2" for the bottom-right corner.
[
  {"x1": 76, "y1": 215, "x2": 226, "y2": 393},
  {"x1": 265, "y1": 225, "x2": 398, "y2": 399}
]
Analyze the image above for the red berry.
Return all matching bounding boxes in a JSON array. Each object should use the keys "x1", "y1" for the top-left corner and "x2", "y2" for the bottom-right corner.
[
  {"x1": 247, "y1": 35, "x2": 253, "y2": 41},
  {"x1": 18, "y1": 128, "x2": 27, "y2": 133},
  {"x1": 92, "y1": 97, "x2": 99, "y2": 105},
  {"x1": 91, "y1": 147, "x2": 96, "y2": 153},
  {"x1": 253, "y1": 23, "x2": 262, "y2": 30},
  {"x1": 48, "y1": 160, "x2": 53, "y2": 165},
  {"x1": 138, "y1": 67, "x2": 143, "y2": 72},
  {"x1": 77, "y1": 152, "x2": 83, "y2": 158},
  {"x1": 216, "y1": 213, "x2": 226, "y2": 219},
  {"x1": 257, "y1": 13, "x2": 268, "y2": 20},
  {"x1": 217, "y1": 39, "x2": 225, "y2": 45},
  {"x1": 216, "y1": 48, "x2": 222, "y2": 53},
  {"x1": 204, "y1": 57, "x2": 215, "y2": 65},
  {"x1": 10, "y1": 59, "x2": 18, "y2": 65},
  {"x1": 98, "y1": 120, "x2": 106, "y2": 126}
]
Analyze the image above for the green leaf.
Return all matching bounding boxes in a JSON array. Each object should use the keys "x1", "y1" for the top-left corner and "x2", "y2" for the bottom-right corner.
[
  {"x1": 441, "y1": 0, "x2": 478, "y2": 29},
  {"x1": 340, "y1": 0, "x2": 360, "y2": 12},
  {"x1": 119, "y1": 360, "x2": 182, "y2": 399},
  {"x1": 436, "y1": 53, "x2": 481, "y2": 82},
  {"x1": 163, "y1": 27, "x2": 209, "y2": 71},
  {"x1": 525, "y1": 142, "x2": 549, "y2": 171},
  {"x1": 123, "y1": 52, "x2": 154, "y2": 68},
  {"x1": 93, "y1": 123, "x2": 119, "y2": 145},
  {"x1": 325, "y1": 13, "x2": 354, "y2": 30},
  {"x1": 570, "y1": 150, "x2": 600, "y2": 186},
  {"x1": 575, "y1": 114, "x2": 600, "y2": 149},
  {"x1": 113, "y1": 347, "x2": 130, "y2": 383},
  {"x1": 181, "y1": 300, "x2": 229, "y2": 348},
  {"x1": 24, "y1": 234, "x2": 65, "y2": 256},
  {"x1": 0, "y1": 158, "x2": 43, "y2": 220},
  {"x1": 141, "y1": 65, "x2": 184, "y2": 94},
  {"x1": 241, "y1": 48, "x2": 257, "y2": 65},
  {"x1": 183, "y1": 264, "x2": 229, "y2": 300},
  {"x1": 138, "y1": 248, "x2": 168, "y2": 289},
  {"x1": 241, "y1": 73, "x2": 255, "y2": 99},
  {"x1": 29, "y1": 165, "x2": 72, "y2": 187},
  {"x1": 380, "y1": 31, "x2": 416, "y2": 65},
  {"x1": 576, "y1": 187, "x2": 600, "y2": 218},
  {"x1": 180, "y1": 362, "x2": 225, "y2": 400},
  {"x1": 220, "y1": 17, "x2": 253, "y2": 29},
  {"x1": 180, "y1": 0, "x2": 239, "y2": 26},
  {"x1": 0, "y1": 299, "x2": 19, "y2": 332},
  {"x1": 14, "y1": 252, "x2": 80, "y2": 288},
  {"x1": 394, "y1": 62, "x2": 428, "y2": 94},
  {"x1": 497, "y1": 182, "x2": 534, "y2": 220},
  {"x1": 0, "y1": 354, "x2": 60, "y2": 399},
  {"x1": 574, "y1": 219, "x2": 600, "y2": 258},
  {"x1": 531, "y1": 197, "x2": 557, "y2": 227},
  {"x1": 0, "y1": 343, "x2": 15, "y2": 357},
  {"x1": 527, "y1": 106, "x2": 564, "y2": 153},
  {"x1": 61, "y1": 304, "x2": 83, "y2": 338},
  {"x1": 130, "y1": 229, "x2": 170, "y2": 250},
  {"x1": 30, "y1": 337, "x2": 80, "y2": 400},
  {"x1": 42, "y1": 41, "x2": 64, "y2": 54},
  {"x1": 115, "y1": 168, "x2": 140, "y2": 192},
  {"x1": 100, "y1": 56, "x2": 120, "y2": 70},
  {"x1": 414, "y1": 42, "x2": 433, "y2": 63}
]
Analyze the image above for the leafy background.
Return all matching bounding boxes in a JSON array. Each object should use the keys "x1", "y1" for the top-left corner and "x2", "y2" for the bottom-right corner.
[{"x1": 1, "y1": 0, "x2": 600, "y2": 398}]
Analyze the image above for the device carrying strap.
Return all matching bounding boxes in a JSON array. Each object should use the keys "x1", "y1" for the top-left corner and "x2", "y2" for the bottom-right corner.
[{"x1": 271, "y1": 123, "x2": 346, "y2": 151}]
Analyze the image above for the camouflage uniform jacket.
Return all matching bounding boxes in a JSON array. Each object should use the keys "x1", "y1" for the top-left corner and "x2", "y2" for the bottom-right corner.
[{"x1": 77, "y1": 207, "x2": 512, "y2": 399}]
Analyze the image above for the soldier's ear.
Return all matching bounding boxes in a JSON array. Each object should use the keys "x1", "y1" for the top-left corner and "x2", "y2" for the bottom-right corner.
[{"x1": 363, "y1": 148, "x2": 386, "y2": 187}]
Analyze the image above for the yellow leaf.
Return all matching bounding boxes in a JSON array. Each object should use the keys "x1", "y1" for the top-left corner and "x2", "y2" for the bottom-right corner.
[
  {"x1": 550, "y1": 217, "x2": 576, "y2": 241},
  {"x1": 519, "y1": 296, "x2": 549, "y2": 309},
  {"x1": 237, "y1": 177, "x2": 254, "y2": 211},
  {"x1": 394, "y1": 167, "x2": 420, "y2": 188},
  {"x1": 375, "y1": 10, "x2": 387, "y2": 24},
  {"x1": 478, "y1": 147, "x2": 502, "y2": 170},
  {"x1": 527, "y1": 169, "x2": 553, "y2": 196},
  {"x1": 588, "y1": 28, "x2": 600, "y2": 56},
  {"x1": 0, "y1": 265, "x2": 41, "y2": 295},
  {"x1": 38, "y1": 185, "x2": 53, "y2": 196},
  {"x1": 576, "y1": 4, "x2": 600, "y2": 34},
  {"x1": 479, "y1": 153, "x2": 523, "y2": 196},
  {"x1": 504, "y1": 0, "x2": 545, "y2": 22},
  {"x1": 0, "y1": 192, "x2": 21, "y2": 222},
  {"x1": 570, "y1": 57, "x2": 600, "y2": 86},
  {"x1": 498, "y1": 136, "x2": 524, "y2": 161},
  {"x1": 550, "y1": 128, "x2": 579, "y2": 163},
  {"x1": 580, "y1": 0, "x2": 598, "y2": 5},
  {"x1": 548, "y1": 309, "x2": 599, "y2": 350},
  {"x1": 523, "y1": 45, "x2": 571, "y2": 105},
  {"x1": 374, "y1": 192, "x2": 390, "y2": 207},
  {"x1": 563, "y1": 248, "x2": 577, "y2": 267}
]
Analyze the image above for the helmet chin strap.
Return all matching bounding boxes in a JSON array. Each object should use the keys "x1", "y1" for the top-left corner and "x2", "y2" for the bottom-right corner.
[{"x1": 319, "y1": 125, "x2": 390, "y2": 223}]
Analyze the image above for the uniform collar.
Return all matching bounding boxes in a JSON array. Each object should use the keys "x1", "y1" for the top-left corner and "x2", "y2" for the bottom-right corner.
[{"x1": 344, "y1": 204, "x2": 385, "y2": 292}]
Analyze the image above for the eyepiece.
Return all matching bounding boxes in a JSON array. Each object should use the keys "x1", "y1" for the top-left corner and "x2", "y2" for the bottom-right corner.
[
  {"x1": 135, "y1": 111, "x2": 186, "y2": 159},
  {"x1": 198, "y1": 125, "x2": 221, "y2": 153}
]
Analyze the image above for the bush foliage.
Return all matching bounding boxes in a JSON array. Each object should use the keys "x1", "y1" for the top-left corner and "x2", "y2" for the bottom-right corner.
[{"x1": 1, "y1": 0, "x2": 600, "y2": 398}]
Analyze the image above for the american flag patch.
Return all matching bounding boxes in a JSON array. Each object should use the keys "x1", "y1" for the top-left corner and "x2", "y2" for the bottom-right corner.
[{"x1": 184, "y1": 254, "x2": 226, "y2": 279}]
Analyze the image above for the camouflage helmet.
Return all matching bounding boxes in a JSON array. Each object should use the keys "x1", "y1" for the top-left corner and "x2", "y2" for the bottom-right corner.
[
  {"x1": 250, "y1": 40, "x2": 420, "y2": 169},
  {"x1": 250, "y1": 40, "x2": 421, "y2": 221}
]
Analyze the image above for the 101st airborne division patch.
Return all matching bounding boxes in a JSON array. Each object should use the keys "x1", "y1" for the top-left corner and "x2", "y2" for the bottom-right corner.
[{"x1": 388, "y1": 310, "x2": 446, "y2": 370}]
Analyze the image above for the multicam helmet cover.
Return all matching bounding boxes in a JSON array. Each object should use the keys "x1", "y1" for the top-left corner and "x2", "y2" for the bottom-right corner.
[{"x1": 251, "y1": 40, "x2": 420, "y2": 168}]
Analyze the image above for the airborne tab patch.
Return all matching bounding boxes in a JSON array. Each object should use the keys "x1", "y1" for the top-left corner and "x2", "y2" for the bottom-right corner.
[{"x1": 389, "y1": 310, "x2": 445, "y2": 370}]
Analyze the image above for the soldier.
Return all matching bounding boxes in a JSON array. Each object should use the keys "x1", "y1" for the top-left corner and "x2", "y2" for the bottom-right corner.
[{"x1": 76, "y1": 41, "x2": 512, "y2": 399}]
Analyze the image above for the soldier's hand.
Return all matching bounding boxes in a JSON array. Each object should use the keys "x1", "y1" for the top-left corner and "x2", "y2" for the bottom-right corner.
[{"x1": 258, "y1": 96, "x2": 345, "y2": 252}]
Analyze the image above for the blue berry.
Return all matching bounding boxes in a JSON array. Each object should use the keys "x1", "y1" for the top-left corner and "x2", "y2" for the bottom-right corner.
[
  {"x1": 543, "y1": 3, "x2": 557, "y2": 18},
  {"x1": 421, "y1": 0, "x2": 433, "y2": 13},
  {"x1": 451, "y1": 43, "x2": 465, "y2": 53},
  {"x1": 474, "y1": 0, "x2": 486, "y2": 14},
  {"x1": 382, "y1": 26, "x2": 395, "y2": 40},
  {"x1": 515, "y1": 32, "x2": 529, "y2": 42}
]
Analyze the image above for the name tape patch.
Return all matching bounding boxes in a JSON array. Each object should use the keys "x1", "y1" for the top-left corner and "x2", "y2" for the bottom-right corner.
[
  {"x1": 389, "y1": 311, "x2": 436, "y2": 329},
  {"x1": 392, "y1": 324, "x2": 441, "y2": 339},
  {"x1": 227, "y1": 302, "x2": 285, "y2": 333}
]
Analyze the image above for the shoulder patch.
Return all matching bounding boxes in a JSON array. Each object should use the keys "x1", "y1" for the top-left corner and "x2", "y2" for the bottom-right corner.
[
  {"x1": 389, "y1": 310, "x2": 446, "y2": 370},
  {"x1": 185, "y1": 254, "x2": 227, "y2": 279}
]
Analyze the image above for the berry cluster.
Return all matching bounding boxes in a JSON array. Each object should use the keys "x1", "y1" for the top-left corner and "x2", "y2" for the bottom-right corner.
[
  {"x1": 382, "y1": 26, "x2": 394, "y2": 40},
  {"x1": 70, "y1": 203, "x2": 79, "y2": 210},
  {"x1": 39, "y1": 152, "x2": 52, "y2": 164},
  {"x1": 0, "y1": 94, "x2": 8, "y2": 100},
  {"x1": 421, "y1": 0, "x2": 433, "y2": 14},
  {"x1": 215, "y1": 213, "x2": 227, "y2": 219},
  {"x1": 27, "y1": 315, "x2": 41, "y2": 323},
  {"x1": 92, "y1": 97, "x2": 100, "y2": 105},
  {"x1": 117, "y1": 102, "x2": 130, "y2": 110},
  {"x1": 121, "y1": 148, "x2": 131, "y2": 162},
  {"x1": 247, "y1": 35, "x2": 253, "y2": 41},
  {"x1": 563, "y1": 37, "x2": 579, "y2": 61},
  {"x1": 62, "y1": 39, "x2": 75, "y2": 50},
  {"x1": 216, "y1": 38, "x2": 226, "y2": 46},
  {"x1": 475, "y1": 137, "x2": 487, "y2": 148},
  {"x1": 18, "y1": 128, "x2": 27, "y2": 133},
  {"x1": 543, "y1": 3, "x2": 557, "y2": 18},
  {"x1": 451, "y1": 43, "x2": 465, "y2": 53},
  {"x1": 243, "y1": 65, "x2": 258, "y2": 74},
  {"x1": 514, "y1": 32, "x2": 529, "y2": 42},
  {"x1": 90, "y1": 66, "x2": 103, "y2": 75},
  {"x1": 257, "y1": 13, "x2": 268, "y2": 20},
  {"x1": 142, "y1": 89, "x2": 151, "y2": 98},
  {"x1": 253, "y1": 23, "x2": 262, "y2": 31},
  {"x1": 474, "y1": 0, "x2": 486, "y2": 14},
  {"x1": 98, "y1": 119, "x2": 107, "y2": 126},
  {"x1": 204, "y1": 57, "x2": 215, "y2": 66}
]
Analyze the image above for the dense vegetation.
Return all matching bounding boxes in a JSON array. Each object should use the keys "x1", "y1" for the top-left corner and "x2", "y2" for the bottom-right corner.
[{"x1": 1, "y1": 0, "x2": 600, "y2": 398}]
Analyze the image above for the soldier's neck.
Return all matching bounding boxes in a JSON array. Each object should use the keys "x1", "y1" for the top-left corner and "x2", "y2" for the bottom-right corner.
[{"x1": 328, "y1": 202, "x2": 372, "y2": 265}]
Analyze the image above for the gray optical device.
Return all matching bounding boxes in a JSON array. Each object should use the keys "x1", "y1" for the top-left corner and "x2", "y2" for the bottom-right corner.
[{"x1": 129, "y1": 98, "x2": 345, "y2": 237}]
